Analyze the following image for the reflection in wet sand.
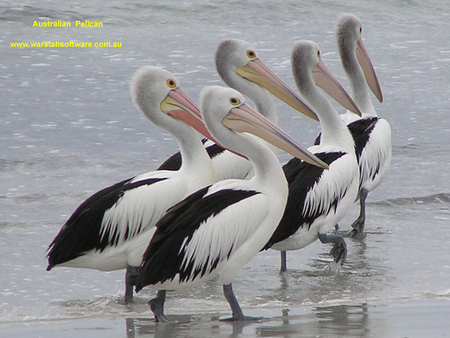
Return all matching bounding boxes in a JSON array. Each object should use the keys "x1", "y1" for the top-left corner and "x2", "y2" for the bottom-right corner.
[{"x1": 124, "y1": 303, "x2": 373, "y2": 338}]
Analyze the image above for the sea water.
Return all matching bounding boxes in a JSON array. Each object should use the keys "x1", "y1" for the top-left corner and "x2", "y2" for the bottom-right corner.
[{"x1": 1, "y1": 0, "x2": 450, "y2": 336}]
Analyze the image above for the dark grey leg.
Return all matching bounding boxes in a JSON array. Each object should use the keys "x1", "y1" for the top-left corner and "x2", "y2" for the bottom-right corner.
[
  {"x1": 221, "y1": 284, "x2": 262, "y2": 321},
  {"x1": 149, "y1": 290, "x2": 169, "y2": 322},
  {"x1": 280, "y1": 251, "x2": 287, "y2": 272},
  {"x1": 318, "y1": 233, "x2": 347, "y2": 265},
  {"x1": 125, "y1": 318, "x2": 135, "y2": 338},
  {"x1": 350, "y1": 188, "x2": 368, "y2": 239},
  {"x1": 125, "y1": 265, "x2": 139, "y2": 304}
]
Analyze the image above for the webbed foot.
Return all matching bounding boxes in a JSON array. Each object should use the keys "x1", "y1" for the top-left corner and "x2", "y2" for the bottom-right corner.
[{"x1": 318, "y1": 233, "x2": 347, "y2": 265}]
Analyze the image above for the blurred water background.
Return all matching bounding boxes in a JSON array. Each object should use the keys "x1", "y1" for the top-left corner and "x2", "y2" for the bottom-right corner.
[{"x1": 1, "y1": 1, "x2": 450, "y2": 337}]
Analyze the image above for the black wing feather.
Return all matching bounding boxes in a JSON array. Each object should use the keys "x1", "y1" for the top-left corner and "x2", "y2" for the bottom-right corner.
[
  {"x1": 135, "y1": 187, "x2": 259, "y2": 291},
  {"x1": 46, "y1": 177, "x2": 167, "y2": 270},
  {"x1": 347, "y1": 117, "x2": 379, "y2": 160},
  {"x1": 263, "y1": 152, "x2": 345, "y2": 250},
  {"x1": 314, "y1": 117, "x2": 379, "y2": 161}
]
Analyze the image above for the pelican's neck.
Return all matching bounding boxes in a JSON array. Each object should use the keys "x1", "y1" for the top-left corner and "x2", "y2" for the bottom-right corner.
[
  {"x1": 341, "y1": 45, "x2": 377, "y2": 118},
  {"x1": 222, "y1": 129, "x2": 286, "y2": 192},
  {"x1": 251, "y1": 88, "x2": 278, "y2": 125},
  {"x1": 303, "y1": 78, "x2": 354, "y2": 153},
  {"x1": 175, "y1": 127, "x2": 212, "y2": 174},
  {"x1": 148, "y1": 107, "x2": 213, "y2": 180}
]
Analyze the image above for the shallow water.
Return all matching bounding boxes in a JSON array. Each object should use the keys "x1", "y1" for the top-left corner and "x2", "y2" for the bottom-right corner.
[
  {"x1": 1, "y1": 0, "x2": 450, "y2": 337},
  {"x1": 2, "y1": 299, "x2": 450, "y2": 338}
]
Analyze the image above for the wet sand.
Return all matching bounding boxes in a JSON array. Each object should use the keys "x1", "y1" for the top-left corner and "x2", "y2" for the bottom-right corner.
[
  {"x1": 2, "y1": 298, "x2": 449, "y2": 338},
  {"x1": 2, "y1": 198, "x2": 450, "y2": 337}
]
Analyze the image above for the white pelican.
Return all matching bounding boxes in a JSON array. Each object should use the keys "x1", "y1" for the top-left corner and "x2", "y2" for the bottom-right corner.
[
  {"x1": 135, "y1": 86, "x2": 328, "y2": 322},
  {"x1": 46, "y1": 66, "x2": 215, "y2": 304},
  {"x1": 335, "y1": 13, "x2": 391, "y2": 238},
  {"x1": 263, "y1": 41, "x2": 362, "y2": 271},
  {"x1": 157, "y1": 39, "x2": 318, "y2": 180}
]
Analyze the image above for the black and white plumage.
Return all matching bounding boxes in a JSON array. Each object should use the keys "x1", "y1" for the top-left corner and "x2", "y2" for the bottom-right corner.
[
  {"x1": 46, "y1": 66, "x2": 215, "y2": 304},
  {"x1": 158, "y1": 39, "x2": 318, "y2": 180},
  {"x1": 336, "y1": 13, "x2": 391, "y2": 238},
  {"x1": 135, "y1": 86, "x2": 327, "y2": 322},
  {"x1": 263, "y1": 41, "x2": 362, "y2": 271}
]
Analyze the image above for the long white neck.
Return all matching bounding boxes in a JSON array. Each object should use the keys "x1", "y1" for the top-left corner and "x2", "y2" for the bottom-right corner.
[
  {"x1": 247, "y1": 86, "x2": 278, "y2": 125},
  {"x1": 301, "y1": 76, "x2": 355, "y2": 153},
  {"x1": 213, "y1": 123, "x2": 286, "y2": 193},
  {"x1": 175, "y1": 127, "x2": 213, "y2": 178},
  {"x1": 341, "y1": 45, "x2": 377, "y2": 118},
  {"x1": 244, "y1": 135, "x2": 285, "y2": 189},
  {"x1": 146, "y1": 104, "x2": 214, "y2": 180}
]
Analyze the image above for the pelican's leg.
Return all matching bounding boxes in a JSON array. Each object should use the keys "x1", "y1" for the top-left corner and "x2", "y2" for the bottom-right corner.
[
  {"x1": 221, "y1": 284, "x2": 262, "y2": 321},
  {"x1": 350, "y1": 188, "x2": 368, "y2": 239},
  {"x1": 125, "y1": 265, "x2": 139, "y2": 304},
  {"x1": 318, "y1": 233, "x2": 347, "y2": 265},
  {"x1": 149, "y1": 290, "x2": 169, "y2": 322},
  {"x1": 280, "y1": 251, "x2": 288, "y2": 272}
]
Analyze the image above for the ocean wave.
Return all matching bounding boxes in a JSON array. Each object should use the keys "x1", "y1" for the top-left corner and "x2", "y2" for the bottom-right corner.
[
  {"x1": 370, "y1": 192, "x2": 450, "y2": 207},
  {"x1": 0, "y1": 4, "x2": 116, "y2": 26},
  {"x1": 0, "y1": 5, "x2": 82, "y2": 22}
]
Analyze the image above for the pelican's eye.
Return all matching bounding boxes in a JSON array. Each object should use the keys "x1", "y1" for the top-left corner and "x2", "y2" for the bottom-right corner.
[
  {"x1": 317, "y1": 50, "x2": 321, "y2": 59},
  {"x1": 246, "y1": 50, "x2": 256, "y2": 59},
  {"x1": 166, "y1": 79, "x2": 176, "y2": 88},
  {"x1": 359, "y1": 26, "x2": 362, "y2": 33},
  {"x1": 229, "y1": 97, "x2": 241, "y2": 106}
]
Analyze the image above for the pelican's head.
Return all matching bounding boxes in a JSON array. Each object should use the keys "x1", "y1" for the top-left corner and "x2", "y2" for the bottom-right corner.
[
  {"x1": 336, "y1": 13, "x2": 383, "y2": 103},
  {"x1": 215, "y1": 39, "x2": 261, "y2": 89},
  {"x1": 130, "y1": 66, "x2": 213, "y2": 139},
  {"x1": 200, "y1": 86, "x2": 328, "y2": 169},
  {"x1": 291, "y1": 40, "x2": 362, "y2": 116},
  {"x1": 337, "y1": 13, "x2": 363, "y2": 49},
  {"x1": 215, "y1": 39, "x2": 319, "y2": 121}
]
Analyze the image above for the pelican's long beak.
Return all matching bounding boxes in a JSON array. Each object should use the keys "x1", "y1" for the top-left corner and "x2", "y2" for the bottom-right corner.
[
  {"x1": 161, "y1": 88, "x2": 218, "y2": 143},
  {"x1": 312, "y1": 60, "x2": 362, "y2": 116},
  {"x1": 236, "y1": 59, "x2": 319, "y2": 121},
  {"x1": 356, "y1": 39, "x2": 383, "y2": 103},
  {"x1": 223, "y1": 103, "x2": 328, "y2": 169}
]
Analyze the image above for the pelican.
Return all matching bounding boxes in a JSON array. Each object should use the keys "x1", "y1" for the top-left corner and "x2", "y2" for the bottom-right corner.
[
  {"x1": 46, "y1": 66, "x2": 215, "y2": 304},
  {"x1": 157, "y1": 39, "x2": 318, "y2": 180},
  {"x1": 336, "y1": 13, "x2": 391, "y2": 238},
  {"x1": 135, "y1": 86, "x2": 328, "y2": 322},
  {"x1": 263, "y1": 41, "x2": 361, "y2": 271}
]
